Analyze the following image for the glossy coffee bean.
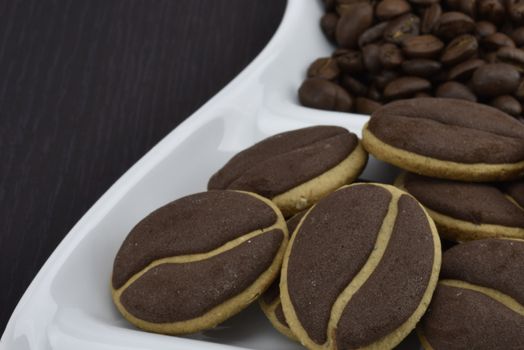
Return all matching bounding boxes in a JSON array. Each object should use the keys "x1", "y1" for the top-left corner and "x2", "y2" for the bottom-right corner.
[
  {"x1": 434, "y1": 12, "x2": 475, "y2": 40},
  {"x1": 447, "y1": 58, "x2": 485, "y2": 80},
  {"x1": 384, "y1": 76, "x2": 431, "y2": 98},
  {"x1": 321, "y1": 13, "x2": 339, "y2": 42},
  {"x1": 458, "y1": 0, "x2": 477, "y2": 18},
  {"x1": 421, "y1": 4, "x2": 442, "y2": 34},
  {"x1": 341, "y1": 75, "x2": 368, "y2": 95},
  {"x1": 402, "y1": 35, "x2": 444, "y2": 59},
  {"x1": 307, "y1": 57, "x2": 340, "y2": 80},
  {"x1": 441, "y1": 34, "x2": 478, "y2": 66},
  {"x1": 336, "y1": 2, "x2": 374, "y2": 48},
  {"x1": 383, "y1": 13, "x2": 420, "y2": 44},
  {"x1": 482, "y1": 32, "x2": 516, "y2": 51},
  {"x1": 408, "y1": 0, "x2": 439, "y2": 5},
  {"x1": 508, "y1": 0, "x2": 524, "y2": 24},
  {"x1": 401, "y1": 59, "x2": 442, "y2": 77},
  {"x1": 477, "y1": 0, "x2": 505, "y2": 23},
  {"x1": 298, "y1": 78, "x2": 353, "y2": 112},
  {"x1": 374, "y1": 70, "x2": 400, "y2": 89},
  {"x1": 496, "y1": 47, "x2": 524, "y2": 71},
  {"x1": 359, "y1": 22, "x2": 389, "y2": 47},
  {"x1": 471, "y1": 63, "x2": 521, "y2": 97},
  {"x1": 367, "y1": 85, "x2": 383, "y2": 101},
  {"x1": 511, "y1": 27, "x2": 524, "y2": 46},
  {"x1": 436, "y1": 81, "x2": 477, "y2": 101},
  {"x1": 380, "y1": 43, "x2": 404, "y2": 69},
  {"x1": 514, "y1": 79, "x2": 524, "y2": 100},
  {"x1": 490, "y1": 95, "x2": 522, "y2": 116},
  {"x1": 362, "y1": 43, "x2": 382, "y2": 73},
  {"x1": 355, "y1": 97, "x2": 382, "y2": 114},
  {"x1": 475, "y1": 21, "x2": 497, "y2": 38},
  {"x1": 414, "y1": 91, "x2": 433, "y2": 97},
  {"x1": 376, "y1": 0, "x2": 411, "y2": 20},
  {"x1": 334, "y1": 49, "x2": 364, "y2": 73}
]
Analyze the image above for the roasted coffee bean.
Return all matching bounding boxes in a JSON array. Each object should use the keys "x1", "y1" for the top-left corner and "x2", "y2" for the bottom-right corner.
[
  {"x1": 408, "y1": 0, "x2": 439, "y2": 5},
  {"x1": 471, "y1": 63, "x2": 521, "y2": 97},
  {"x1": 321, "y1": 13, "x2": 339, "y2": 42},
  {"x1": 434, "y1": 12, "x2": 475, "y2": 40},
  {"x1": 355, "y1": 97, "x2": 382, "y2": 114},
  {"x1": 508, "y1": 0, "x2": 524, "y2": 24},
  {"x1": 448, "y1": 58, "x2": 485, "y2": 80},
  {"x1": 368, "y1": 85, "x2": 383, "y2": 100},
  {"x1": 384, "y1": 76, "x2": 431, "y2": 98},
  {"x1": 341, "y1": 75, "x2": 368, "y2": 95},
  {"x1": 421, "y1": 4, "x2": 442, "y2": 34},
  {"x1": 482, "y1": 32, "x2": 516, "y2": 51},
  {"x1": 446, "y1": 0, "x2": 462, "y2": 9},
  {"x1": 475, "y1": 21, "x2": 497, "y2": 38},
  {"x1": 323, "y1": 0, "x2": 336, "y2": 11},
  {"x1": 441, "y1": 34, "x2": 478, "y2": 66},
  {"x1": 383, "y1": 13, "x2": 420, "y2": 44},
  {"x1": 490, "y1": 95, "x2": 523, "y2": 116},
  {"x1": 362, "y1": 43, "x2": 382, "y2": 73},
  {"x1": 298, "y1": 78, "x2": 353, "y2": 112},
  {"x1": 515, "y1": 79, "x2": 524, "y2": 100},
  {"x1": 336, "y1": 2, "x2": 374, "y2": 48},
  {"x1": 477, "y1": 0, "x2": 505, "y2": 23},
  {"x1": 496, "y1": 47, "x2": 524, "y2": 71},
  {"x1": 380, "y1": 43, "x2": 404, "y2": 68},
  {"x1": 359, "y1": 22, "x2": 389, "y2": 47},
  {"x1": 414, "y1": 91, "x2": 433, "y2": 97},
  {"x1": 511, "y1": 27, "x2": 524, "y2": 46},
  {"x1": 458, "y1": 0, "x2": 477, "y2": 18},
  {"x1": 374, "y1": 70, "x2": 401, "y2": 89},
  {"x1": 334, "y1": 49, "x2": 365, "y2": 73},
  {"x1": 376, "y1": 0, "x2": 411, "y2": 20},
  {"x1": 484, "y1": 51, "x2": 499, "y2": 62},
  {"x1": 307, "y1": 57, "x2": 341, "y2": 80},
  {"x1": 402, "y1": 35, "x2": 444, "y2": 59},
  {"x1": 436, "y1": 81, "x2": 477, "y2": 101},
  {"x1": 402, "y1": 59, "x2": 442, "y2": 77}
]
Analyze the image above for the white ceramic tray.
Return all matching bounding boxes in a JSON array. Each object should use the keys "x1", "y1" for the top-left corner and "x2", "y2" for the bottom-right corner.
[{"x1": 1, "y1": 0, "x2": 420, "y2": 349}]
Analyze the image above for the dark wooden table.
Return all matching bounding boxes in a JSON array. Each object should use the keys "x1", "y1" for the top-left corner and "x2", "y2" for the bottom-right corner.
[{"x1": 0, "y1": 0, "x2": 286, "y2": 333}]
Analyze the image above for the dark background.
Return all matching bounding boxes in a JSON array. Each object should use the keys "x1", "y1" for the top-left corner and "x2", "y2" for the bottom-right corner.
[{"x1": 0, "y1": 0, "x2": 286, "y2": 332}]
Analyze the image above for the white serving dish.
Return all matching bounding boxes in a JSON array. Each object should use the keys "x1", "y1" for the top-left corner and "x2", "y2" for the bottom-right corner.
[{"x1": 1, "y1": 0, "x2": 420, "y2": 349}]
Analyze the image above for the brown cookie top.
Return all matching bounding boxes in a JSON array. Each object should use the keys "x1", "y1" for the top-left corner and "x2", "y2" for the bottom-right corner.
[
  {"x1": 120, "y1": 229, "x2": 284, "y2": 323},
  {"x1": 112, "y1": 191, "x2": 278, "y2": 289},
  {"x1": 369, "y1": 98, "x2": 524, "y2": 164},
  {"x1": 402, "y1": 172, "x2": 524, "y2": 228},
  {"x1": 284, "y1": 184, "x2": 437, "y2": 348},
  {"x1": 441, "y1": 239, "x2": 524, "y2": 305},
  {"x1": 336, "y1": 195, "x2": 434, "y2": 349},
  {"x1": 421, "y1": 284, "x2": 524, "y2": 350},
  {"x1": 208, "y1": 126, "x2": 358, "y2": 198}
]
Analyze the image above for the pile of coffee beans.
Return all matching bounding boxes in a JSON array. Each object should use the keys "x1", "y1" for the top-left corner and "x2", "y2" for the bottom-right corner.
[{"x1": 298, "y1": 0, "x2": 524, "y2": 119}]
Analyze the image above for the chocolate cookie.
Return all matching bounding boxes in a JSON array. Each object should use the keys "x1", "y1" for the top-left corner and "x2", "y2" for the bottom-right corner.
[
  {"x1": 280, "y1": 183, "x2": 441, "y2": 350},
  {"x1": 111, "y1": 190, "x2": 288, "y2": 335},
  {"x1": 418, "y1": 239, "x2": 524, "y2": 350},
  {"x1": 396, "y1": 172, "x2": 524, "y2": 242},
  {"x1": 362, "y1": 98, "x2": 524, "y2": 181},
  {"x1": 208, "y1": 126, "x2": 368, "y2": 217},
  {"x1": 259, "y1": 210, "x2": 306, "y2": 340}
]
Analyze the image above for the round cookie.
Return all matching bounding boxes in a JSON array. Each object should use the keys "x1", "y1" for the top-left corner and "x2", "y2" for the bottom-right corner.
[
  {"x1": 395, "y1": 172, "x2": 524, "y2": 242},
  {"x1": 280, "y1": 183, "x2": 441, "y2": 350},
  {"x1": 418, "y1": 239, "x2": 524, "y2": 350},
  {"x1": 111, "y1": 190, "x2": 288, "y2": 335},
  {"x1": 362, "y1": 98, "x2": 524, "y2": 182},
  {"x1": 208, "y1": 126, "x2": 368, "y2": 217},
  {"x1": 259, "y1": 210, "x2": 307, "y2": 340}
]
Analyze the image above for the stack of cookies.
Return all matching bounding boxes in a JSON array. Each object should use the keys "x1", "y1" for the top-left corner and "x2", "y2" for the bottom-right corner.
[{"x1": 110, "y1": 105, "x2": 524, "y2": 349}]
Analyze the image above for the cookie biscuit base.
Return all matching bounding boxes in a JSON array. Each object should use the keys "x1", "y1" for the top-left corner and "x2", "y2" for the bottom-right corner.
[
  {"x1": 362, "y1": 123, "x2": 524, "y2": 182},
  {"x1": 395, "y1": 173, "x2": 524, "y2": 242},
  {"x1": 111, "y1": 192, "x2": 288, "y2": 335},
  {"x1": 280, "y1": 183, "x2": 441, "y2": 350},
  {"x1": 272, "y1": 141, "x2": 368, "y2": 217}
]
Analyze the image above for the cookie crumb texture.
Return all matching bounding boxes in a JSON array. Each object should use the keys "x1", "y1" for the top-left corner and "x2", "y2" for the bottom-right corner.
[
  {"x1": 281, "y1": 183, "x2": 441, "y2": 350},
  {"x1": 419, "y1": 239, "x2": 524, "y2": 350},
  {"x1": 111, "y1": 190, "x2": 288, "y2": 334}
]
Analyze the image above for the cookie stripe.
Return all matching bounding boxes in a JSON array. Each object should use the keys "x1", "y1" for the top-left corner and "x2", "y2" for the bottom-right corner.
[
  {"x1": 363, "y1": 123, "x2": 524, "y2": 181},
  {"x1": 440, "y1": 279, "x2": 524, "y2": 316},
  {"x1": 417, "y1": 328, "x2": 436, "y2": 350},
  {"x1": 260, "y1": 298, "x2": 296, "y2": 340}
]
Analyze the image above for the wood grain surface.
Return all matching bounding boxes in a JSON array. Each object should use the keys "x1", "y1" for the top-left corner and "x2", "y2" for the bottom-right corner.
[{"x1": 0, "y1": 0, "x2": 286, "y2": 332}]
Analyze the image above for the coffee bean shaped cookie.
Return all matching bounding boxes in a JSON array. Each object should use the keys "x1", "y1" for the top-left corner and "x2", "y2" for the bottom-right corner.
[
  {"x1": 208, "y1": 126, "x2": 368, "y2": 217},
  {"x1": 396, "y1": 172, "x2": 524, "y2": 242},
  {"x1": 111, "y1": 190, "x2": 288, "y2": 335},
  {"x1": 418, "y1": 239, "x2": 524, "y2": 350},
  {"x1": 362, "y1": 98, "x2": 524, "y2": 181},
  {"x1": 259, "y1": 210, "x2": 306, "y2": 340},
  {"x1": 280, "y1": 183, "x2": 441, "y2": 350}
]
